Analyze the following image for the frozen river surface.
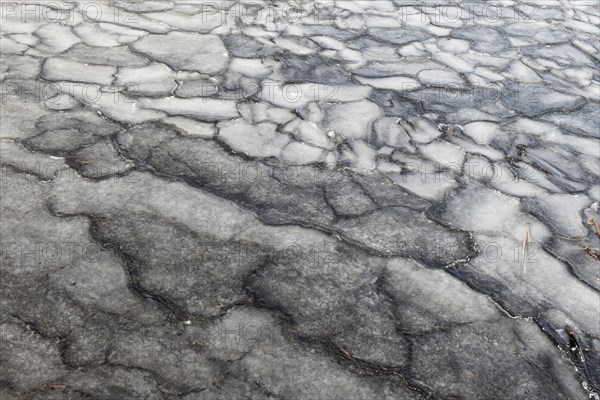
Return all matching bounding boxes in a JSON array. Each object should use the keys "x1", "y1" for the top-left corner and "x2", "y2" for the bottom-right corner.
[{"x1": 1, "y1": 1, "x2": 599, "y2": 399}]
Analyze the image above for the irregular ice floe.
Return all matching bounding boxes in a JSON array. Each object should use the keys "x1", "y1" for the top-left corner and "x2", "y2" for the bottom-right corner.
[
  {"x1": 417, "y1": 69, "x2": 465, "y2": 87},
  {"x1": 461, "y1": 143, "x2": 506, "y2": 164},
  {"x1": 525, "y1": 194, "x2": 591, "y2": 238},
  {"x1": 34, "y1": 23, "x2": 80, "y2": 53},
  {"x1": 239, "y1": 102, "x2": 295, "y2": 125},
  {"x1": 473, "y1": 66, "x2": 505, "y2": 82},
  {"x1": 74, "y1": 23, "x2": 121, "y2": 47},
  {"x1": 438, "y1": 38, "x2": 470, "y2": 53},
  {"x1": 49, "y1": 83, "x2": 164, "y2": 124},
  {"x1": 218, "y1": 119, "x2": 291, "y2": 158},
  {"x1": 334, "y1": 207, "x2": 470, "y2": 265},
  {"x1": 504, "y1": 60, "x2": 542, "y2": 82},
  {"x1": 388, "y1": 172, "x2": 457, "y2": 201},
  {"x1": 280, "y1": 141, "x2": 326, "y2": 165},
  {"x1": 368, "y1": 28, "x2": 429, "y2": 45},
  {"x1": 42, "y1": 58, "x2": 116, "y2": 85},
  {"x1": 62, "y1": 44, "x2": 149, "y2": 67},
  {"x1": 419, "y1": 141, "x2": 465, "y2": 171},
  {"x1": 372, "y1": 118, "x2": 411, "y2": 148},
  {"x1": 116, "y1": 63, "x2": 176, "y2": 97},
  {"x1": 324, "y1": 100, "x2": 382, "y2": 140},
  {"x1": 68, "y1": 139, "x2": 134, "y2": 179},
  {"x1": 132, "y1": 32, "x2": 228, "y2": 73},
  {"x1": 462, "y1": 121, "x2": 500, "y2": 145},
  {"x1": 2, "y1": 55, "x2": 41, "y2": 79},
  {"x1": 144, "y1": 11, "x2": 225, "y2": 32},
  {"x1": 434, "y1": 52, "x2": 474, "y2": 73},
  {"x1": 175, "y1": 78, "x2": 219, "y2": 98},
  {"x1": 441, "y1": 183, "x2": 550, "y2": 241},
  {"x1": 337, "y1": 140, "x2": 377, "y2": 172},
  {"x1": 490, "y1": 163, "x2": 549, "y2": 197},
  {"x1": 259, "y1": 83, "x2": 312, "y2": 109},
  {"x1": 385, "y1": 258, "x2": 499, "y2": 332},
  {"x1": 230, "y1": 58, "x2": 272, "y2": 77},
  {"x1": 453, "y1": 26, "x2": 509, "y2": 52},
  {"x1": 284, "y1": 119, "x2": 333, "y2": 149}
]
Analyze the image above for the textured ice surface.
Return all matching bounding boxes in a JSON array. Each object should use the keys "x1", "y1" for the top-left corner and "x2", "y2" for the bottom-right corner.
[{"x1": 1, "y1": 1, "x2": 599, "y2": 399}]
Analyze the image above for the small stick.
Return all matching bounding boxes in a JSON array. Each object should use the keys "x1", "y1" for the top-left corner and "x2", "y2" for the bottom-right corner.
[
  {"x1": 521, "y1": 227, "x2": 531, "y2": 275},
  {"x1": 584, "y1": 247, "x2": 600, "y2": 262},
  {"x1": 587, "y1": 219, "x2": 600, "y2": 237},
  {"x1": 339, "y1": 346, "x2": 352, "y2": 358}
]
